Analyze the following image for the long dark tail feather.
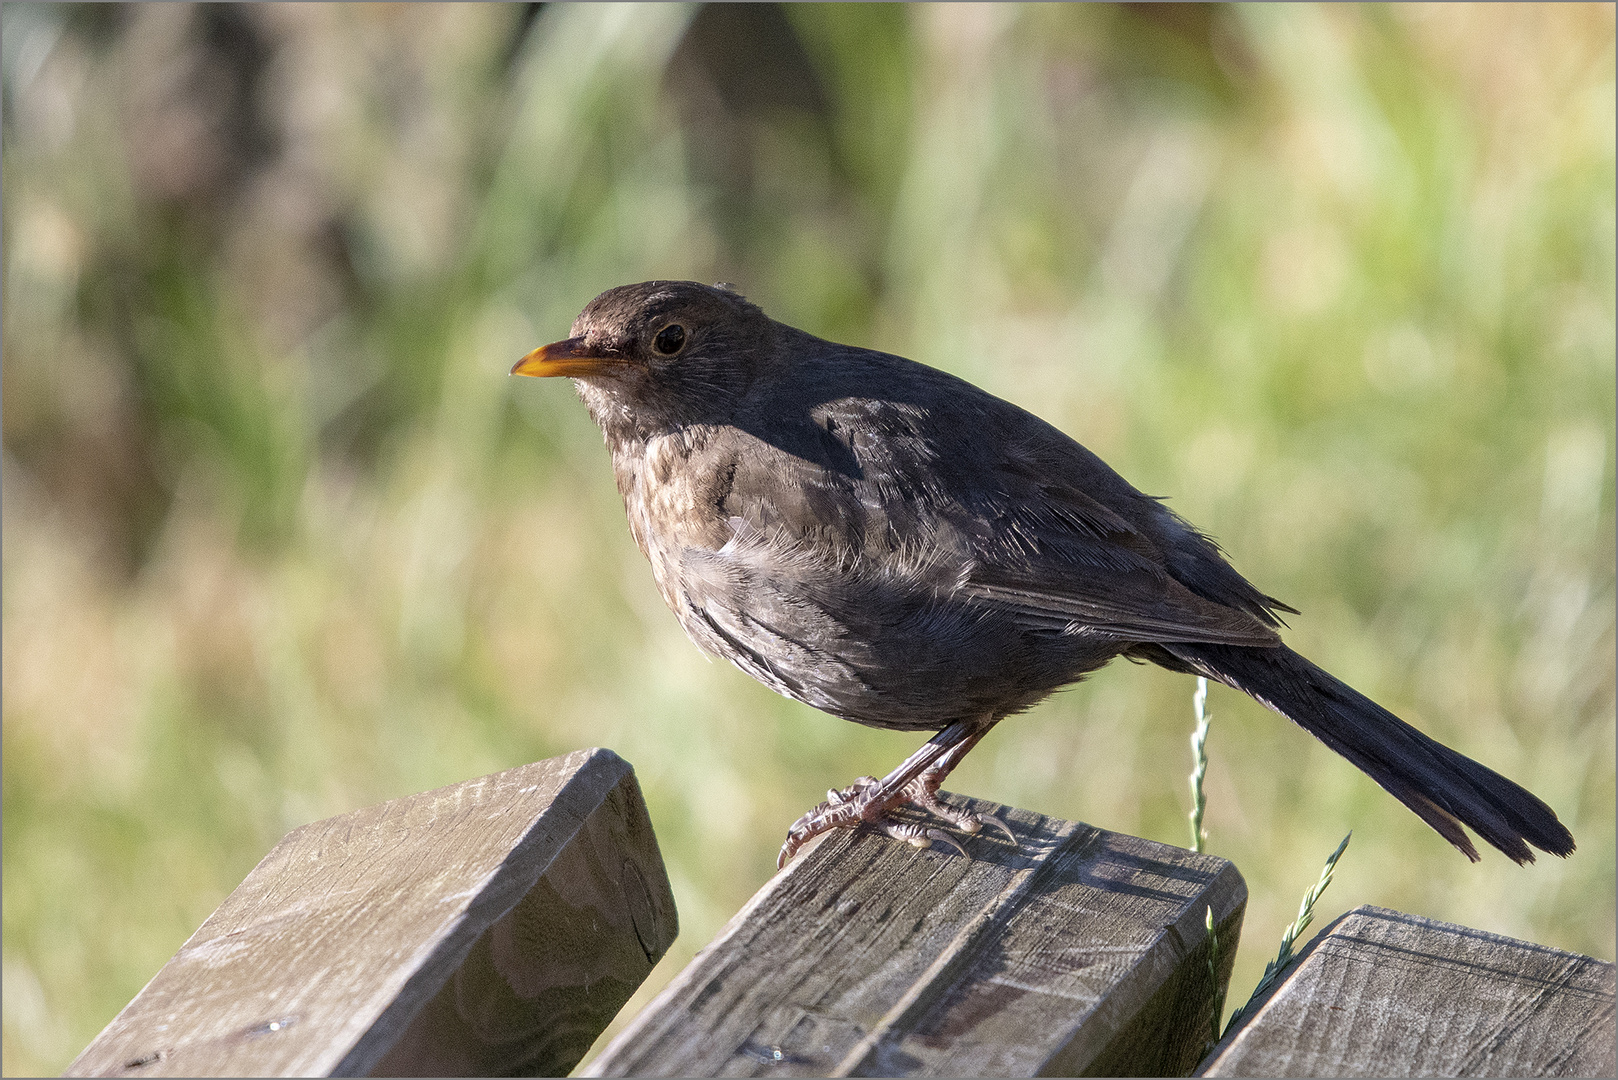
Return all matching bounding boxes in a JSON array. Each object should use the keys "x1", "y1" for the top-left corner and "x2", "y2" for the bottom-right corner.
[{"x1": 1155, "y1": 642, "x2": 1575, "y2": 865}]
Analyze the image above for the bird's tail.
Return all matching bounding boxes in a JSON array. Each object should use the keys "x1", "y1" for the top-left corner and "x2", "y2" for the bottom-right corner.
[{"x1": 1161, "y1": 641, "x2": 1575, "y2": 864}]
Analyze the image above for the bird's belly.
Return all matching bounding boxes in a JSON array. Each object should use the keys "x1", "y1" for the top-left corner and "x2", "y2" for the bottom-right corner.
[
  {"x1": 666, "y1": 559, "x2": 1122, "y2": 731},
  {"x1": 621, "y1": 453, "x2": 1125, "y2": 730}
]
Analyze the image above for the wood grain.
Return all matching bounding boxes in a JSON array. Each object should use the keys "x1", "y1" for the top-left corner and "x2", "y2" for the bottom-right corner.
[
  {"x1": 583, "y1": 794, "x2": 1246, "y2": 1078},
  {"x1": 64, "y1": 748, "x2": 678, "y2": 1078},
  {"x1": 1199, "y1": 904, "x2": 1616, "y2": 1078}
]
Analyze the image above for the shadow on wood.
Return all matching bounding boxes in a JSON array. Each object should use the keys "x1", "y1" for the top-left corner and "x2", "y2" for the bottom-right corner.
[
  {"x1": 584, "y1": 793, "x2": 1246, "y2": 1078},
  {"x1": 64, "y1": 748, "x2": 678, "y2": 1078},
  {"x1": 1199, "y1": 904, "x2": 1617, "y2": 1078}
]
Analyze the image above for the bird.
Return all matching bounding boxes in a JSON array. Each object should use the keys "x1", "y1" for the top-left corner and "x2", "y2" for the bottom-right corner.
[{"x1": 512, "y1": 280, "x2": 1575, "y2": 871}]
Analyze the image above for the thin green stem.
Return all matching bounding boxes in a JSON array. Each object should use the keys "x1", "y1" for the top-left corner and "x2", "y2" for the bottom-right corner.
[
  {"x1": 1188, "y1": 676, "x2": 1211, "y2": 854},
  {"x1": 1204, "y1": 904, "x2": 1225, "y2": 1051},
  {"x1": 1222, "y1": 832, "x2": 1352, "y2": 1038}
]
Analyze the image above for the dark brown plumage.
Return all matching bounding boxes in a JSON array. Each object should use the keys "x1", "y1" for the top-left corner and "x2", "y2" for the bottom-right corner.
[{"x1": 513, "y1": 280, "x2": 1575, "y2": 869}]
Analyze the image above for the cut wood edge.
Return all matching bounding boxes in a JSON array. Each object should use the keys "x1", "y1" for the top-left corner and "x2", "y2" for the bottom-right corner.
[
  {"x1": 576, "y1": 828, "x2": 838, "y2": 1077},
  {"x1": 585, "y1": 796, "x2": 1246, "y2": 1078},
  {"x1": 64, "y1": 749, "x2": 678, "y2": 1079},
  {"x1": 1197, "y1": 903, "x2": 1617, "y2": 1078}
]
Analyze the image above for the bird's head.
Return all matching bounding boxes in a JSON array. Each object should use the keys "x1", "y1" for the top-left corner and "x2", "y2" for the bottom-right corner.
[{"x1": 514, "y1": 280, "x2": 771, "y2": 436}]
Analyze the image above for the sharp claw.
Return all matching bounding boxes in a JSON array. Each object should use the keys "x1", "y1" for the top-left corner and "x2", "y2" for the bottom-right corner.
[
  {"x1": 779, "y1": 828, "x2": 813, "y2": 868},
  {"x1": 928, "y1": 828, "x2": 968, "y2": 857},
  {"x1": 978, "y1": 813, "x2": 1017, "y2": 845}
]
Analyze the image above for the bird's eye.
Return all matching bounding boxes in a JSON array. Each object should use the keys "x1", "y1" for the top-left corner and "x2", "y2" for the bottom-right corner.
[{"x1": 653, "y1": 324, "x2": 686, "y2": 355}]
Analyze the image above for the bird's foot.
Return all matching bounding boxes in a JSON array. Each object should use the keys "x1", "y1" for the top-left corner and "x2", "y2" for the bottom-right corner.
[
  {"x1": 897, "y1": 769, "x2": 1018, "y2": 847},
  {"x1": 776, "y1": 772, "x2": 1017, "y2": 869}
]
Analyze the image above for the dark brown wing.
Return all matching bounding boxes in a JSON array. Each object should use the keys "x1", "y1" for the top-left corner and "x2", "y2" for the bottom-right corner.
[{"x1": 728, "y1": 339, "x2": 1286, "y2": 648}]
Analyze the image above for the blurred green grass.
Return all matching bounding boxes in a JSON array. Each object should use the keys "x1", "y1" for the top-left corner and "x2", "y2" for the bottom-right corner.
[{"x1": 2, "y1": 4, "x2": 1612, "y2": 1074}]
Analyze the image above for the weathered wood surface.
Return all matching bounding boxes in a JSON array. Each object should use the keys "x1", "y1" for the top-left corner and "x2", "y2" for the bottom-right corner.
[
  {"x1": 1199, "y1": 904, "x2": 1617, "y2": 1078},
  {"x1": 65, "y1": 748, "x2": 678, "y2": 1078},
  {"x1": 584, "y1": 794, "x2": 1246, "y2": 1078}
]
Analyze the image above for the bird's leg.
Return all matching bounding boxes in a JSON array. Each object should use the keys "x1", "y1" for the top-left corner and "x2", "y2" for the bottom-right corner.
[
  {"x1": 777, "y1": 717, "x2": 1014, "y2": 868},
  {"x1": 890, "y1": 726, "x2": 1017, "y2": 845}
]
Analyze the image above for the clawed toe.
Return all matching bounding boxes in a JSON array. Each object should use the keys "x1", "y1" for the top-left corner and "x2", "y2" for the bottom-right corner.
[
  {"x1": 977, "y1": 813, "x2": 1017, "y2": 845},
  {"x1": 901, "y1": 777, "x2": 1018, "y2": 848},
  {"x1": 930, "y1": 810, "x2": 1016, "y2": 847},
  {"x1": 865, "y1": 817, "x2": 970, "y2": 856}
]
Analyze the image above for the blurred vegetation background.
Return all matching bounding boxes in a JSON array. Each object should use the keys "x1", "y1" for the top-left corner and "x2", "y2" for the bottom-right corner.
[{"x1": 2, "y1": 3, "x2": 1612, "y2": 1073}]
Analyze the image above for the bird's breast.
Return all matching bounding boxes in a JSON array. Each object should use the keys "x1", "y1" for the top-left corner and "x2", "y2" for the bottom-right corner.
[{"x1": 613, "y1": 429, "x2": 735, "y2": 606}]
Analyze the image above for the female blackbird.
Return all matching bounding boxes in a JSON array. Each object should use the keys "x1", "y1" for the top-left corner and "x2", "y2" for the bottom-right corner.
[{"x1": 513, "y1": 280, "x2": 1574, "y2": 870}]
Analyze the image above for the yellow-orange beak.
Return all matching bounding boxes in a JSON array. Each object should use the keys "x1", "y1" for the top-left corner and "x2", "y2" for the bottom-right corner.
[{"x1": 511, "y1": 337, "x2": 627, "y2": 378}]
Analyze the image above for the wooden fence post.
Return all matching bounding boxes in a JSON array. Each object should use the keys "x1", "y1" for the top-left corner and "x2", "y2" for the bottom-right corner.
[
  {"x1": 1198, "y1": 904, "x2": 1617, "y2": 1078},
  {"x1": 64, "y1": 748, "x2": 678, "y2": 1078},
  {"x1": 583, "y1": 793, "x2": 1246, "y2": 1078},
  {"x1": 74, "y1": 751, "x2": 1603, "y2": 1079}
]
